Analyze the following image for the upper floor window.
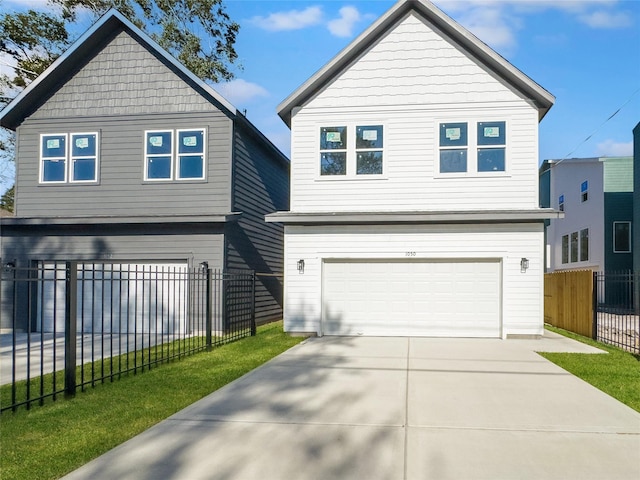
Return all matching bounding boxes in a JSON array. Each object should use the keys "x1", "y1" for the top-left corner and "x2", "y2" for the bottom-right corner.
[
  {"x1": 319, "y1": 125, "x2": 384, "y2": 177},
  {"x1": 613, "y1": 221, "x2": 631, "y2": 253},
  {"x1": 40, "y1": 132, "x2": 99, "y2": 184},
  {"x1": 439, "y1": 121, "x2": 506, "y2": 175},
  {"x1": 145, "y1": 128, "x2": 205, "y2": 181},
  {"x1": 581, "y1": 180, "x2": 588, "y2": 202},
  {"x1": 558, "y1": 194, "x2": 564, "y2": 212}
]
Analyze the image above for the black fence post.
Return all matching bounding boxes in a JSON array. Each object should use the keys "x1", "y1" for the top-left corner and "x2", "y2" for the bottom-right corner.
[
  {"x1": 206, "y1": 267, "x2": 212, "y2": 351},
  {"x1": 592, "y1": 271, "x2": 598, "y2": 341},
  {"x1": 250, "y1": 271, "x2": 256, "y2": 336},
  {"x1": 65, "y1": 261, "x2": 78, "y2": 398}
]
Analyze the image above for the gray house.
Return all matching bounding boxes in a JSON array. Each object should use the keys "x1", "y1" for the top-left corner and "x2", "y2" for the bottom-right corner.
[{"x1": 0, "y1": 10, "x2": 289, "y2": 330}]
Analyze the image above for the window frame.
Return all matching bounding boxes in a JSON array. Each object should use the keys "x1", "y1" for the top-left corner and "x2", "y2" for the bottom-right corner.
[
  {"x1": 436, "y1": 120, "x2": 508, "y2": 177},
  {"x1": 580, "y1": 228, "x2": 589, "y2": 262},
  {"x1": 144, "y1": 130, "x2": 174, "y2": 181},
  {"x1": 176, "y1": 128, "x2": 206, "y2": 180},
  {"x1": 69, "y1": 132, "x2": 99, "y2": 183},
  {"x1": 40, "y1": 133, "x2": 68, "y2": 184},
  {"x1": 317, "y1": 124, "x2": 385, "y2": 179},
  {"x1": 143, "y1": 128, "x2": 207, "y2": 182},
  {"x1": 561, "y1": 234, "x2": 569, "y2": 264},
  {"x1": 613, "y1": 221, "x2": 631, "y2": 253},
  {"x1": 558, "y1": 194, "x2": 564, "y2": 212},
  {"x1": 581, "y1": 180, "x2": 588, "y2": 202}
]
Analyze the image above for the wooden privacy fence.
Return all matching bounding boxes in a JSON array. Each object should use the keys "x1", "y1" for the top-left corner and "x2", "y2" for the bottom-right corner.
[{"x1": 544, "y1": 270, "x2": 593, "y2": 338}]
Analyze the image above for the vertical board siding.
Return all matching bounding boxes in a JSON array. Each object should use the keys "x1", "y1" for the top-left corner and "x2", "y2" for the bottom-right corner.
[
  {"x1": 289, "y1": 14, "x2": 540, "y2": 213},
  {"x1": 15, "y1": 113, "x2": 232, "y2": 216},
  {"x1": 226, "y1": 124, "x2": 289, "y2": 323},
  {"x1": 283, "y1": 223, "x2": 544, "y2": 336},
  {"x1": 544, "y1": 270, "x2": 593, "y2": 338}
]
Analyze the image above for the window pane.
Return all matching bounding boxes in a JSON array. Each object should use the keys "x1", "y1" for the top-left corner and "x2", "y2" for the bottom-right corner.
[
  {"x1": 357, "y1": 151, "x2": 383, "y2": 175},
  {"x1": 570, "y1": 232, "x2": 578, "y2": 262},
  {"x1": 580, "y1": 229, "x2": 589, "y2": 261},
  {"x1": 71, "y1": 134, "x2": 96, "y2": 157},
  {"x1": 146, "y1": 132, "x2": 172, "y2": 155},
  {"x1": 440, "y1": 149, "x2": 467, "y2": 173},
  {"x1": 356, "y1": 126, "x2": 383, "y2": 149},
  {"x1": 614, "y1": 223, "x2": 631, "y2": 252},
  {"x1": 477, "y1": 121, "x2": 505, "y2": 145},
  {"x1": 439, "y1": 123, "x2": 467, "y2": 147},
  {"x1": 320, "y1": 127, "x2": 347, "y2": 150},
  {"x1": 43, "y1": 159, "x2": 66, "y2": 182},
  {"x1": 179, "y1": 155, "x2": 204, "y2": 179},
  {"x1": 562, "y1": 235, "x2": 569, "y2": 264},
  {"x1": 73, "y1": 159, "x2": 96, "y2": 181},
  {"x1": 178, "y1": 130, "x2": 204, "y2": 154},
  {"x1": 478, "y1": 148, "x2": 505, "y2": 172},
  {"x1": 147, "y1": 156, "x2": 172, "y2": 179},
  {"x1": 42, "y1": 135, "x2": 66, "y2": 158},
  {"x1": 320, "y1": 152, "x2": 346, "y2": 175}
]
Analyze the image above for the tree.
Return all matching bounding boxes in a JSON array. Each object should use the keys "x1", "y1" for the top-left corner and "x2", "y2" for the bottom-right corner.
[
  {"x1": 0, "y1": 185, "x2": 14, "y2": 213},
  {"x1": 0, "y1": 0, "x2": 240, "y2": 196}
]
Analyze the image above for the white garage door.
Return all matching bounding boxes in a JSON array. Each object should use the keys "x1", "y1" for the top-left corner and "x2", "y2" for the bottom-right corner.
[{"x1": 322, "y1": 259, "x2": 501, "y2": 337}]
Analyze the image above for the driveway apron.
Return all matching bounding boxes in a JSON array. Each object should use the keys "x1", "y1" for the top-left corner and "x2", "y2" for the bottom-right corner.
[{"x1": 64, "y1": 332, "x2": 640, "y2": 480}]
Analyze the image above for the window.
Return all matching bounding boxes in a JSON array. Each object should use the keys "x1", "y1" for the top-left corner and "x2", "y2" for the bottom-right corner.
[
  {"x1": 40, "y1": 132, "x2": 99, "y2": 184},
  {"x1": 561, "y1": 235, "x2": 569, "y2": 264},
  {"x1": 145, "y1": 128, "x2": 206, "y2": 181},
  {"x1": 558, "y1": 194, "x2": 564, "y2": 212},
  {"x1": 319, "y1": 125, "x2": 384, "y2": 176},
  {"x1": 439, "y1": 121, "x2": 506, "y2": 174},
  {"x1": 580, "y1": 228, "x2": 589, "y2": 262},
  {"x1": 477, "y1": 121, "x2": 505, "y2": 172},
  {"x1": 570, "y1": 232, "x2": 579, "y2": 263},
  {"x1": 356, "y1": 125, "x2": 383, "y2": 175},
  {"x1": 439, "y1": 122, "x2": 467, "y2": 173},
  {"x1": 320, "y1": 126, "x2": 347, "y2": 176},
  {"x1": 613, "y1": 222, "x2": 631, "y2": 253},
  {"x1": 581, "y1": 181, "x2": 588, "y2": 202}
]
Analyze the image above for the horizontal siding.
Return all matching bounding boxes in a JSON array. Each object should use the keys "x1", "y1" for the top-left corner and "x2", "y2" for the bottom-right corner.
[
  {"x1": 15, "y1": 112, "x2": 232, "y2": 216},
  {"x1": 31, "y1": 30, "x2": 219, "y2": 118},
  {"x1": 290, "y1": 105, "x2": 539, "y2": 212},
  {"x1": 225, "y1": 124, "x2": 289, "y2": 323},
  {"x1": 283, "y1": 224, "x2": 544, "y2": 336}
]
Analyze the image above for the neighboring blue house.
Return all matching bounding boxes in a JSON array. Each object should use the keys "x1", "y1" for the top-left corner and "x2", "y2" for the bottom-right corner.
[{"x1": 0, "y1": 10, "x2": 289, "y2": 331}]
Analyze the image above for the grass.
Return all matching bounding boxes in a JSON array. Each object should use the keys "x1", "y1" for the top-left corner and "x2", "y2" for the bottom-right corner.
[
  {"x1": 0, "y1": 321, "x2": 304, "y2": 480},
  {"x1": 541, "y1": 326, "x2": 640, "y2": 412}
]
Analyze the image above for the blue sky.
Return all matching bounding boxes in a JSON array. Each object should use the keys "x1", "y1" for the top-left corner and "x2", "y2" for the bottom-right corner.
[{"x1": 3, "y1": 0, "x2": 640, "y2": 181}]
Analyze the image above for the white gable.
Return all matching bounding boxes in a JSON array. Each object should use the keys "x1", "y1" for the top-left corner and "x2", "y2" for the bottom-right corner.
[{"x1": 304, "y1": 14, "x2": 525, "y2": 111}]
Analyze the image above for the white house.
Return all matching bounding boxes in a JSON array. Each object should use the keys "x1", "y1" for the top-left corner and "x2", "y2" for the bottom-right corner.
[{"x1": 267, "y1": 0, "x2": 559, "y2": 338}]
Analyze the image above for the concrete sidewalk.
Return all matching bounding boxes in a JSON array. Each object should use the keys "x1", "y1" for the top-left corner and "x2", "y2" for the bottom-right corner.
[{"x1": 64, "y1": 331, "x2": 640, "y2": 480}]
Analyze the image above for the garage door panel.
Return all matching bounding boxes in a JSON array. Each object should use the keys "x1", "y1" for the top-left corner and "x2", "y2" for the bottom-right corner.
[{"x1": 323, "y1": 260, "x2": 501, "y2": 337}]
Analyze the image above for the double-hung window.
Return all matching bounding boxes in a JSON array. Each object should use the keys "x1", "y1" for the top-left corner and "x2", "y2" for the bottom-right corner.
[
  {"x1": 581, "y1": 181, "x2": 588, "y2": 202},
  {"x1": 356, "y1": 125, "x2": 383, "y2": 175},
  {"x1": 40, "y1": 132, "x2": 99, "y2": 184},
  {"x1": 438, "y1": 121, "x2": 506, "y2": 175},
  {"x1": 319, "y1": 125, "x2": 384, "y2": 177},
  {"x1": 145, "y1": 128, "x2": 205, "y2": 181},
  {"x1": 320, "y1": 126, "x2": 347, "y2": 176}
]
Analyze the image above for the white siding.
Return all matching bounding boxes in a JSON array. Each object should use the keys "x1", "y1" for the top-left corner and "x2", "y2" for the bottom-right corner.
[
  {"x1": 283, "y1": 223, "x2": 544, "y2": 337},
  {"x1": 290, "y1": 13, "x2": 540, "y2": 212}
]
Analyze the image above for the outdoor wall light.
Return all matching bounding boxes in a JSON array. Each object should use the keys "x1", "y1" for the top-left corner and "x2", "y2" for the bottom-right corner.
[
  {"x1": 297, "y1": 259, "x2": 305, "y2": 274},
  {"x1": 3, "y1": 261, "x2": 15, "y2": 271},
  {"x1": 520, "y1": 257, "x2": 529, "y2": 273},
  {"x1": 199, "y1": 261, "x2": 209, "y2": 271}
]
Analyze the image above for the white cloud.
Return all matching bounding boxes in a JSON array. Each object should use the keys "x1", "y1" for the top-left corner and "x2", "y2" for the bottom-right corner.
[
  {"x1": 249, "y1": 6, "x2": 324, "y2": 32},
  {"x1": 595, "y1": 140, "x2": 633, "y2": 157},
  {"x1": 453, "y1": 6, "x2": 519, "y2": 51},
  {"x1": 327, "y1": 6, "x2": 362, "y2": 38},
  {"x1": 579, "y1": 10, "x2": 633, "y2": 29},
  {"x1": 214, "y1": 79, "x2": 269, "y2": 106}
]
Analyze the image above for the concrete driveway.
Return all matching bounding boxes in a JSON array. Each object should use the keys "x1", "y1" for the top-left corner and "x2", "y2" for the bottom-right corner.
[{"x1": 64, "y1": 331, "x2": 640, "y2": 480}]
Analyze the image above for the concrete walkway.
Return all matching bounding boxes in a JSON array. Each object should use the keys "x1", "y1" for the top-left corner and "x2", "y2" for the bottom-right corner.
[{"x1": 64, "y1": 331, "x2": 640, "y2": 480}]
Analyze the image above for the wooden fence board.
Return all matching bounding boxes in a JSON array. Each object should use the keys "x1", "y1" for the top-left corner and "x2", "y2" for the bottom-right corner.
[{"x1": 544, "y1": 270, "x2": 593, "y2": 338}]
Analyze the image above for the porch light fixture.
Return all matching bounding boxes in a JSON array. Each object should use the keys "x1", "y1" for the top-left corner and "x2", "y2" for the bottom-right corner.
[
  {"x1": 520, "y1": 258, "x2": 529, "y2": 273},
  {"x1": 3, "y1": 261, "x2": 15, "y2": 271},
  {"x1": 297, "y1": 259, "x2": 305, "y2": 274},
  {"x1": 199, "y1": 261, "x2": 209, "y2": 271}
]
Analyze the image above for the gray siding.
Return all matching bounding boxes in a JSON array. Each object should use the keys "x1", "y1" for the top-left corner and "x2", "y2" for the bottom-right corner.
[
  {"x1": 15, "y1": 112, "x2": 233, "y2": 216},
  {"x1": 226, "y1": 122, "x2": 290, "y2": 323},
  {"x1": 1, "y1": 223, "x2": 225, "y2": 330}
]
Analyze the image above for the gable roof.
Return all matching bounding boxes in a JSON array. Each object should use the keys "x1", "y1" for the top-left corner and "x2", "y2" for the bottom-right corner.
[
  {"x1": 277, "y1": 0, "x2": 555, "y2": 127},
  {"x1": 0, "y1": 9, "x2": 236, "y2": 130}
]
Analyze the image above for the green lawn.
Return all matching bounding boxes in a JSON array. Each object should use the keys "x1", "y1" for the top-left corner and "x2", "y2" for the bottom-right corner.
[
  {"x1": 541, "y1": 326, "x2": 640, "y2": 412},
  {"x1": 0, "y1": 321, "x2": 304, "y2": 480}
]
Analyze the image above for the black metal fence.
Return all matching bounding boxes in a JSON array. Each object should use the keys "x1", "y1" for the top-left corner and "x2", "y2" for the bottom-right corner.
[
  {"x1": 593, "y1": 271, "x2": 640, "y2": 354},
  {"x1": 0, "y1": 262, "x2": 255, "y2": 413}
]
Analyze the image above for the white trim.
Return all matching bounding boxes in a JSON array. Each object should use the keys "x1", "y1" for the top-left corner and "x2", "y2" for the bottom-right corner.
[
  {"x1": 69, "y1": 132, "x2": 99, "y2": 184},
  {"x1": 39, "y1": 133, "x2": 68, "y2": 184},
  {"x1": 176, "y1": 128, "x2": 207, "y2": 181},
  {"x1": 144, "y1": 129, "x2": 174, "y2": 181}
]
